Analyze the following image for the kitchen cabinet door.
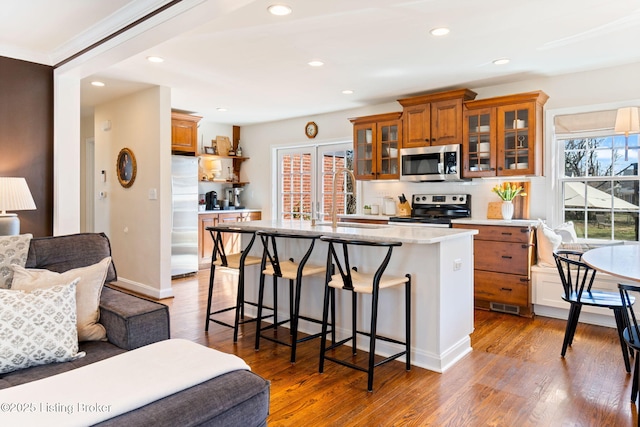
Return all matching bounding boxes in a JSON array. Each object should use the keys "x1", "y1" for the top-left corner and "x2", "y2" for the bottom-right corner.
[
  {"x1": 351, "y1": 112, "x2": 402, "y2": 180},
  {"x1": 462, "y1": 107, "x2": 496, "y2": 177},
  {"x1": 462, "y1": 91, "x2": 548, "y2": 178},
  {"x1": 399, "y1": 89, "x2": 477, "y2": 148},
  {"x1": 171, "y1": 112, "x2": 201, "y2": 154},
  {"x1": 353, "y1": 122, "x2": 377, "y2": 180},
  {"x1": 198, "y1": 213, "x2": 217, "y2": 267}
]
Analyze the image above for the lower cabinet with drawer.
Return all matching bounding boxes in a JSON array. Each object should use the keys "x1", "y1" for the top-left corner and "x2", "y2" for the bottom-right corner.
[
  {"x1": 198, "y1": 211, "x2": 262, "y2": 269},
  {"x1": 453, "y1": 223, "x2": 536, "y2": 317}
]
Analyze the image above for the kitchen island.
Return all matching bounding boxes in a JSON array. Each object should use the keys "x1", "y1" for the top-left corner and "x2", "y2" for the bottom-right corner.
[{"x1": 228, "y1": 220, "x2": 478, "y2": 373}]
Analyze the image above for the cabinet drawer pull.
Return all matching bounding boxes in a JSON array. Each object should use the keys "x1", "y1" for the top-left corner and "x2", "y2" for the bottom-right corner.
[
  {"x1": 500, "y1": 287, "x2": 513, "y2": 292},
  {"x1": 501, "y1": 255, "x2": 513, "y2": 259},
  {"x1": 520, "y1": 278, "x2": 530, "y2": 283},
  {"x1": 501, "y1": 232, "x2": 513, "y2": 236}
]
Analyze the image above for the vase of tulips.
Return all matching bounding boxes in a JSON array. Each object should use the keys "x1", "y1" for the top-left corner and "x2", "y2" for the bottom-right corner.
[{"x1": 492, "y1": 182, "x2": 526, "y2": 221}]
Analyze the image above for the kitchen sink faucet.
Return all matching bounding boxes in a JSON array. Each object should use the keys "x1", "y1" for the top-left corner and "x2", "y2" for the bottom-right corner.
[{"x1": 331, "y1": 168, "x2": 356, "y2": 229}]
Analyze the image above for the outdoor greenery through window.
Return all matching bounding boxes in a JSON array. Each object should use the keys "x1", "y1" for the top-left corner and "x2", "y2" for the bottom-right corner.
[{"x1": 557, "y1": 110, "x2": 639, "y2": 240}]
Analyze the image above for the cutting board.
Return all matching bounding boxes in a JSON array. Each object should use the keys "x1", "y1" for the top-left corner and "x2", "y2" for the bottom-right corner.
[
  {"x1": 486, "y1": 182, "x2": 530, "y2": 219},
  {"x1": 487, "y1": 202, "x2": 503, "y2": 219}
]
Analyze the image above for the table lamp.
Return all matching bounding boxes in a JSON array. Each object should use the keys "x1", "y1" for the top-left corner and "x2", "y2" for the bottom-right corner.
[{"x1": 0, "y1": 177, "x2": 36, "y2": 235}]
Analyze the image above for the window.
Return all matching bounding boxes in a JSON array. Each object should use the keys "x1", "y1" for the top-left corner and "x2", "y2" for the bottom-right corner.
[
  {"x1": 555, "y1": 109, "x2": 640, "y2": 241},
  {"x1": 277, "y1": 143, "x2": 355, "y2": 222}
]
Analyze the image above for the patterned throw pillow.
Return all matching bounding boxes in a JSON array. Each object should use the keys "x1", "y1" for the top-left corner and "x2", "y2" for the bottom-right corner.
[
  {"x1": 0, "y1": 234, "x2": 32, "y2": 289},
  {"x1": 11, "y1": 257, "x2": 111, "y2": 342},
  {"x1": 0, "y1": 279, "x2": 85, "y2": 374}
]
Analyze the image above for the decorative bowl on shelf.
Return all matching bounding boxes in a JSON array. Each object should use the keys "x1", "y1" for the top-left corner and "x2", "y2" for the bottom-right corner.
[{"x1": 509, "y1": 162, "x2": 529, "y2": 170}]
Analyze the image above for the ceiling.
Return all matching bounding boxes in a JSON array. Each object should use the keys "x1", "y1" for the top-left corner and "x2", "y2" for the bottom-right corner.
[{"x1": 3, "y1": 0, "x2": 640, "y2": 125}]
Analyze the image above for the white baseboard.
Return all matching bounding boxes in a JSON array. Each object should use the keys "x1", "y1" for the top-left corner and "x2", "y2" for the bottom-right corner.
[{"x1": 113, "y1": 278, "x2": 174, "y2": 299}]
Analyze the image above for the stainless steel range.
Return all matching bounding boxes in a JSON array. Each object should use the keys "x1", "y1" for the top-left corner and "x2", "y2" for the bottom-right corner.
[{"x1": 388, "y1": 194, "x2": 471, "y2": 227}]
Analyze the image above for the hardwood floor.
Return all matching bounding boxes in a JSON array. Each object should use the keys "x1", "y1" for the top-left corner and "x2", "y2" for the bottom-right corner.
[{"x1": 163, "y1": 269, "x2": 638, "y2": 426}]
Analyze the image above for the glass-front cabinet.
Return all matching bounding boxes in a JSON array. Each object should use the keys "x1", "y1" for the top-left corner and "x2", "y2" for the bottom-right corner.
[
  {"x1": 462, "y1": 91, "x2": 548, "y2": 178},
  {"x1": 497, "y1": 103, "x2": 535, "y2": 175},
  {"x1": 351, "y1": 112, "x2": 402, "y2": 180},
  {"x1": 463, "y1": 107, "x2": 496, "y2": 177}
]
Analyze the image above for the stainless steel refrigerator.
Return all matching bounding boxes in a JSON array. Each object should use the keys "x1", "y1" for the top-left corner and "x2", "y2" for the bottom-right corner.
[{"x1": 171, "y1": 155, "x2": 199, "y2": 277}]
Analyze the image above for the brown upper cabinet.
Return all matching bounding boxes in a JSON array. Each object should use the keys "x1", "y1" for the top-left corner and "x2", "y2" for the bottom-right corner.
[
  {"x1": 350, "y1": 112, "x2": 402, "y2": 180},
  {"x1": 171, "y1": 112, "x2": 202, "y2": 155},
  {"x1": 398, "y1": 89, "x2": 477, "y2": 148},
  {"x1": 462, "y1": 91, "x2": 549, "y2": 178}
]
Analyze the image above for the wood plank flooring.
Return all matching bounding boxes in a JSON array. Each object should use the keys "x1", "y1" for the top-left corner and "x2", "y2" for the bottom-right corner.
[{"x1": 161, "y1": 269, "x2": 638, "y2": 426}]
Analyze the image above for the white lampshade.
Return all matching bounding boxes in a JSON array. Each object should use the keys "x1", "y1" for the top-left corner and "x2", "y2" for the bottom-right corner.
[
  {"x1": 614, "y1": 107, "x2": 640, "y2": 137},
  {"x1": 0, "y1": 177, "x2": 36, "y2": 214}
]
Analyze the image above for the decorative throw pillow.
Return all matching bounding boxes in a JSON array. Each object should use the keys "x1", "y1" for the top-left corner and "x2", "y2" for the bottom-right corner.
[
  {"x1": 536, "y1": 220, "x2": 562, "y2": 268},
  {"x1": 11, "y1": 257, "x2": 111, "y2": 342},
  {"x1": 0, "y1": 234, "x2": 32, "y2": 289},
  {"x1": 553, "y1": 221, "x2": 578, "y2": 243},
  {"x1": 0, "y1": 279, "x2": 85, "y2": 374}
]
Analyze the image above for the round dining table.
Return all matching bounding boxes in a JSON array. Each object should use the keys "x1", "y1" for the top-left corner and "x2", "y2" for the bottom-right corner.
[{"x1": 582, "y1": 244, "x2": 640, "y2": 283}]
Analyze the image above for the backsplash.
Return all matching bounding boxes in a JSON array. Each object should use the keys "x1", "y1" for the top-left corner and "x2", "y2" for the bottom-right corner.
[{"x1": 360, "y1": 177, "x2": 546, "y2": 220}]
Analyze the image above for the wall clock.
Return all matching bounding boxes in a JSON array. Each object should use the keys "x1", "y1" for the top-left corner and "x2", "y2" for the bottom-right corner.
[
  {"x1": 305, "y1": 121, "x2": 318, "y2": 139},
  {"x1": 116, "y1": 147, "x2": 137, "y2": 188}
]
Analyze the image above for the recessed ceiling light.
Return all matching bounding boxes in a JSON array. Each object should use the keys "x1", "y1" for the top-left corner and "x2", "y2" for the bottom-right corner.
[
  {"x1": 430, "y1": 27, "x2": 450, "y2": 36},
  {"x1": 493, "y1": 58, "x2": 510, "y2": 65},
  {"x1": 308, "y1": 60, "x2": 324, "y2": 67},
  {"x1": 267, "y1": 4, "x2": 292, "y2": 16},
  {"x1": 91, "y1": 81, "x2": 105, "y2": 87},
  {"x1": 146, "y1": 56, "x2": 164, "y2": 63},
  {"x1": 216, "y1": 107, "x2": 228, "y2": 112},
  {"x1": 342, "y1": 90, "x2": 354, "y2": 95}
]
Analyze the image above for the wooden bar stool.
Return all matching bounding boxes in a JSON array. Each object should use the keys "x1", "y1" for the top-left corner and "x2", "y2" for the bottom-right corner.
[
  {"x1": 205, "y1": 225, "x2": 265, "y2": 342},
  {"x1": 319, "y1": 236, "x2": 411, "y2": 392},
  {"x1": 254, "y1": 230, "x2": 330, "y2": 364}
]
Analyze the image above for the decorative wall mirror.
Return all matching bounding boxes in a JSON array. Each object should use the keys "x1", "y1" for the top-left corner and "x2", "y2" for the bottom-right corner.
[{"x1": 116, "y1": 147, "x2": 137, "y2": 188}]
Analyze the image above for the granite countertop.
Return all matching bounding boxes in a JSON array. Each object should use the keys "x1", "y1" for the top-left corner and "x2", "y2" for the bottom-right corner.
[
  {"x1": 220, "y1": 219, "x2": 477, "y2": 244},
  {"x1": 452, "y1": 218, "x2": 539, "y2": 227},
  {"x1": 199, "y1": 208, "x2": 261, "y2": 214}
]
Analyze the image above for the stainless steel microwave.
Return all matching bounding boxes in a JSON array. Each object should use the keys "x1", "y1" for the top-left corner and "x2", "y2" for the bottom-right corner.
[{"x1": 400, "y1": 144, "x2": 461, "y2": 182}]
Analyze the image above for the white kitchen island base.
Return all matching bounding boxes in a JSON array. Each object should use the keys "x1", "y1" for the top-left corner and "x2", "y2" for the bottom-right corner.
[{"x1": 228, "y1": 220, "x2": 477, "y2": 373}]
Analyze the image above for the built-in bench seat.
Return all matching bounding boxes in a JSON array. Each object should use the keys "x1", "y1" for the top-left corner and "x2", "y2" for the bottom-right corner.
[{"x1": 531, "y1": 263, "x2": 621, "y2": 328}]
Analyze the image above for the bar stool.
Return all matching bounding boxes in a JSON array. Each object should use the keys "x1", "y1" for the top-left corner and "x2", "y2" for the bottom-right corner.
[
  {"x1": 319, "y1": 236, "x2": 411, "y2": 392},
  {"x1": 205, "y1": 225, "x2": 264, "y2": 342},
  {"x1": 254, "y1": 230, "x2": 330, "y2": 364}
]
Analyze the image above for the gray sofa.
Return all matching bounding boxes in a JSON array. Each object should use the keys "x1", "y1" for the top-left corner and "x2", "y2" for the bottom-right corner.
[{"x1": 0, "y1": 232, "x2": 270, "y2": 426}]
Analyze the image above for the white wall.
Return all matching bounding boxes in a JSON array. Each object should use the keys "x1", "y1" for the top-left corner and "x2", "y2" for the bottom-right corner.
[
  {"x1": 240, "y1": 62, "x2": 640, "y2": 225},
  {"x1": 94, "y1": 86, "x2": 173, "y2": 299}
]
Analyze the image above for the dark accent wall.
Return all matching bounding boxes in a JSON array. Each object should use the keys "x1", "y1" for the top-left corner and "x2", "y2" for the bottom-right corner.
[{"x1": 0, "y1": 56, "x2": 53, "y2": 237}]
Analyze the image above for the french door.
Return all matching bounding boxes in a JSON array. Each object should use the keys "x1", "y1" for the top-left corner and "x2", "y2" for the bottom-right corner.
[{"x1": 277, "y1": 142, "x2": 355, "y2": 222}]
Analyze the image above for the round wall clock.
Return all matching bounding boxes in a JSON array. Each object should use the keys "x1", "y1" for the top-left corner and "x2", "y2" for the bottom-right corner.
[
  {"x1": 305, "y1": 121, "x2": 318, "y2": 139},
  {"x1": 116, "y1": 147, "x2": 137, "y2": 188}
]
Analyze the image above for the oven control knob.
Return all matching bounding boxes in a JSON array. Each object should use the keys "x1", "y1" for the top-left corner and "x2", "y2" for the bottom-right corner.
[
  {"x1": 459, "y1": 196, "x2": 464, "y2": 202},
  {"x1": 452, "y1": 196, "x2": 457, "y2": 201}
]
